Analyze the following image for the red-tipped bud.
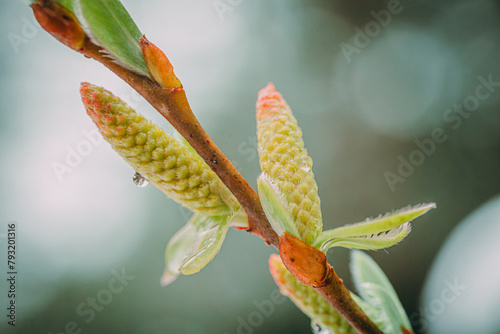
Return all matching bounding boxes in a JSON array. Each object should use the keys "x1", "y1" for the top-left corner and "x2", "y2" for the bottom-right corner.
[
  {"x1": 256, "y1": 83, "x2": 288, "y2": 121},
  {"x1": 31, "y1": 0, "x2": 86, "y2": 51},
  {"x1": 140, "y1": 35, "x2": 181, "y2": 88}
]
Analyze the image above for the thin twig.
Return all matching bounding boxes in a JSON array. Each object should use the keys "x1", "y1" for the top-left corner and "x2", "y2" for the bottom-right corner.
[
  {"x1": 314, "y1": 269, "x2": 383, "y2": 333},
  {"x1": 82, "y1": 42, "x2": 280, "y2": 247},
  {"x1": 30, "y1": 3, "x2": 382, "y2": 331}
]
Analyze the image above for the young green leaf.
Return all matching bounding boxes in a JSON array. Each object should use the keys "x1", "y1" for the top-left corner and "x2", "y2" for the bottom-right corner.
[
  {"x1": 161, "y1": 213, "x2": 231, "y2": 286},
  {"x1": 351, "y1": 251, "x2": 412, "y2": 334},
  {"x1": 314, "y1": 203, "x2": 435, "y2": 251},
  {"x1": 257, "y1": 173, "x2": 300, "y2": 239},
  {"x1": 178, "y1": 215, "x2": 232, "y2": 275},
  {"x1": 319, "y1": 222, "x2": 411, "y2": 251},
  {"x1": 73, "y1": 0, "x2": 150, "y2": 77}
]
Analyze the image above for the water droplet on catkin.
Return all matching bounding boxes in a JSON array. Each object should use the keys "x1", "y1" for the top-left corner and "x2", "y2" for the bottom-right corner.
[
  {"x1": 311, "y1": 322, "x2": 332, "y2": 334},
  {"x1": 133, "y1": 171, "x2": 149, "y2": 187}
]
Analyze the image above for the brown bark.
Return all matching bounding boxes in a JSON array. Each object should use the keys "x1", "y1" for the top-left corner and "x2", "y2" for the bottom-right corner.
[{"x1": 29, "y1": 4, "x2": 384, "y2": 331}]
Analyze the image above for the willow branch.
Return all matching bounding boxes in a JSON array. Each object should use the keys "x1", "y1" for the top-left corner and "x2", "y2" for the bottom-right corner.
[
  {"x1": 83, "y1": 42, "x2": 381, "y2": 333},
  {"x1": 30, "y1": 2, "x2": 383, "y2": 332},
  {"x1": 81, "y1": 42, "x2": 279, "y2": 247}
]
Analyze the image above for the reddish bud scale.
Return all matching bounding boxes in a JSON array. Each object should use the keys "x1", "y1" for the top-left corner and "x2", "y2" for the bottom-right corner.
[
  {"x1": 279, "y1": 233, "x2": 331, "y2": 287},
  {"x1": 31, "y1": 0, "x2": 86, "y2": 51},
  {"x1": 140, "y1": 36, "x2": 181, "y2": 88},
  {"x1": 269, "y1": 254, "x2": 355, "y2": 333}
]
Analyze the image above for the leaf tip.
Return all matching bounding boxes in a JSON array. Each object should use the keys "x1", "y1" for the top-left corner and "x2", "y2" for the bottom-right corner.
[
  {"x1": 160, "y1": 268, "x2": 179, "y2": 287},
  {"x1": 426, "y1": 202, "x2": 437, "y2": 210}
]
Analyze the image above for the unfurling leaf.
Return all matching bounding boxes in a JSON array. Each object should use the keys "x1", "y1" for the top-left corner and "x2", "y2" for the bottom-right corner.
[
  {"x1": 257, "y1": 173, "x2": 299, "y2": 239},
  {"x1": 73, "y1": 0, "x2": 150, "y2": 77},
  {"x1": 161, "y1": 213, "x2": 229, "y2": 286},
  {"x1": 351, "y1": 251, "x2": 413, "y2": 334},
  {"x1": 256, "y1": 83, "x2": 322, "y2": 245},
  {"x1": 315, "y1": 203, "x2": 435, "y2": 251},
  {"x1": 321, "y1": 223, "x2": 411, "y2": 250},
  {"x1": 161, "y1": 208, "x2": 248, "y2": 285}
]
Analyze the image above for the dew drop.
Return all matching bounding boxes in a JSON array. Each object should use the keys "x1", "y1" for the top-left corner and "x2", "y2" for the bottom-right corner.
[
  {"x1": 311, "y1": 322, "x2": 332, "y2": 334},
  {"x1": 311, "y1": 323, "x2": 322, "y2": 333},
  {"x1": 133, "y1": 171, "x2": 149, "y2": 187}
]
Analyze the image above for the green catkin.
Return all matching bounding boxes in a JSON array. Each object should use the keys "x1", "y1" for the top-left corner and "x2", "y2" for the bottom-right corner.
[
  {"x1": 256, "y1": 83, "x2": 322, "y2": 245},
  {"x1": 269, "y1": 254, "x2": 355, "y2": 334},
  {"x1": 80, "y1": 82, "x2": 239, "y2": 216}
]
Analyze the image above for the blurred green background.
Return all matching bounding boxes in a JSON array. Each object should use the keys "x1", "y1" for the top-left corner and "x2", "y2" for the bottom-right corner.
[{"x1": 1, "y1": 0, "x2": 500, "y2": 333}]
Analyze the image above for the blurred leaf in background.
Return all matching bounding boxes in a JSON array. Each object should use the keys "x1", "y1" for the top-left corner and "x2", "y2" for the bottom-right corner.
[{"x1": 422, "y1": 196, "x2": 500, "y2": 334}]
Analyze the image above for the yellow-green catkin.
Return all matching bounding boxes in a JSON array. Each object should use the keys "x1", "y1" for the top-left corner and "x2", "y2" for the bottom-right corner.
[
  {"x1": 256, "y1": 83, "x2": 322, "y2": 245},
  {"x1": 269, "y1": 254, "x2": 355, "y2": 334},
  {"x1": 80, "y1": 82, "x2": 238, "y2": 216}
]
